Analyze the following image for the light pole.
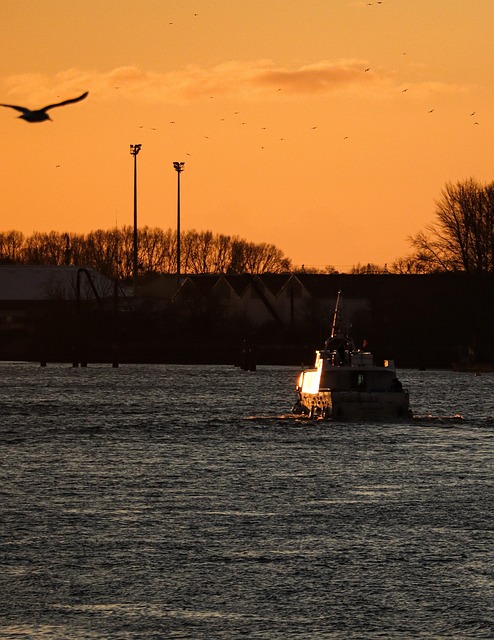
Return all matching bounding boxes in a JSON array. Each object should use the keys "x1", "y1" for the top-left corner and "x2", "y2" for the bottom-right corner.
[
  {"x1": 130, "y1": 144, "x2": 142, "y2": 296},
  {"x1": 173, "y1": 161, "x2": 185, "y2": 287}
]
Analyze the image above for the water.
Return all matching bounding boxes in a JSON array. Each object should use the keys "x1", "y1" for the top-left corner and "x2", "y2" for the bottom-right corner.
[{"x1": 0, "y1": 364, "x2": 493, "y2": 639}]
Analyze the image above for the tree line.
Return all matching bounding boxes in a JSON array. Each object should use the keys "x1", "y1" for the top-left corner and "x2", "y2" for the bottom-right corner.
[
  {"x1": 0, "y1": 227, "x2": 292, "y2": 281},
  {"x1": 2, "y1": 178, "x2": 493, "y2": 277}
]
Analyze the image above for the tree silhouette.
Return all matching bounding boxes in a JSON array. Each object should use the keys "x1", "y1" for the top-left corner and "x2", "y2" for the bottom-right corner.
[
  {"x1": 408, "y1": 178, "x2": 494, "y2": 273},
  {"x1": 0, "y1": 227, "x2": 293, "y2": 278}
]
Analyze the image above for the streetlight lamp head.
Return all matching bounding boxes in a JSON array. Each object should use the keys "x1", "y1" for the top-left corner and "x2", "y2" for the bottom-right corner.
[
  {"x1": 173, "y1": 161, "x2": 185, "y2": 172},
  {"x1": 130, "y1": 143, "x2": 142, "y2": 156}
]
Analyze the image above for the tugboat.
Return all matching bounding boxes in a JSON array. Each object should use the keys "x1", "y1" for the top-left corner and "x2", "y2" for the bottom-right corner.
[{"x1": 293, "y1": 291, "x2": 411, "y2": 421}]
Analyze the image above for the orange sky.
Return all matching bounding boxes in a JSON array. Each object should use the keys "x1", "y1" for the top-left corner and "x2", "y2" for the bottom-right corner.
[{"x1": 2, "y1": 0, "x2": 494, "y2": 271}]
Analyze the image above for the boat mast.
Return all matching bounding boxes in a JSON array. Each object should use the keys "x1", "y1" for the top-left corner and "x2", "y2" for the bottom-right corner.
[
  {"x1": 323, "y1": 290, "x2": 342, "y2": 351},
  {"x1": 330, "y1": 290, "x2": 342, "y2": 338}
]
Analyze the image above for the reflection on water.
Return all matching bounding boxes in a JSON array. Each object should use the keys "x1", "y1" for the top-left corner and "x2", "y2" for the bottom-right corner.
[{"x1": 0, "y1": 364, "x2": 493, "y2": 639}]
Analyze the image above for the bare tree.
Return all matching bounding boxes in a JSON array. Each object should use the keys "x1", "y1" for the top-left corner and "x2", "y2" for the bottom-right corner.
[
  {"x1": 0, "y1": 230, "x2": 25, "y2": 263},
  {"x1": 227, "y1": 239, "x2": 291, "y2": 274},
  {"x1": 179, "y1": 231, "x2": 292, "y2": 274},
  {"x1": 351, "y1": 263, "x2": 388, "y2": 274},
  {"x1": 139, "y1": 226, "x2": 176, "y2": 274},
  {"x1": 0, "y1": 226, "x2": 292, "y2": 276},
  {"x1": 391, "y1": 254, "x2": 435, "y2": 274},
  {"x1": 409, "y1": 178, "x2": 494, "y2": 273},
  {"x1": 23, "y1": 231, "x2": 68, "y2": 265},
  {"x1": 81, "y1": 229, "x2": 120, "y2": 278}
]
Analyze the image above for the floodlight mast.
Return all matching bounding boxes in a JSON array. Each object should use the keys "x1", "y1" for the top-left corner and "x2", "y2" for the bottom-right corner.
[
  {"x1": 173, "y1": 162, "x2": 185, "y2": 288},
  {"x1": 130, "y1": 144, "x2": 142, "y2": 296}
]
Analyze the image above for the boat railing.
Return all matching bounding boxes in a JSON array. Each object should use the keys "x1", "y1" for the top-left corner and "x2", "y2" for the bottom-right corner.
[{"x1": 318, "y1": 349, "x2": 375, "y2": 368}]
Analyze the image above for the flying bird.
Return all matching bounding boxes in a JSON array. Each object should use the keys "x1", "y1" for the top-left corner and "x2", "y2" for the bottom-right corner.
[{"x1": 0, "y1": 91, "x2": 89, "y2": 123}]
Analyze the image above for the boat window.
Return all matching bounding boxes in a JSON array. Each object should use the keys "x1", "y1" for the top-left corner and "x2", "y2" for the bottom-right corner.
[{"x1": 351, "y1": 372, "x2": 366, "y2": 390}]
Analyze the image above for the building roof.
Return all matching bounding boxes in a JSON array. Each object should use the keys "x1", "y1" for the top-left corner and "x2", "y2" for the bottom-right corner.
[
  {"x1": 257, "y1": 273, "x2": 292, "y2": 296},
  {"x1": 0, "y1": 265, "x2": 115, "y2": 301}
]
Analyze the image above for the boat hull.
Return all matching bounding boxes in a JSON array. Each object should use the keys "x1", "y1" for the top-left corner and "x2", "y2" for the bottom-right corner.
[{"x1": 294, "y1": 389, "x2": 411, "y2": 421}]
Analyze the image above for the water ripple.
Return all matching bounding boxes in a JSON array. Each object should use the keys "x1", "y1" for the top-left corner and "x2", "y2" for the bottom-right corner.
[{"x1": 0, "y1": 364, "x2": 493, "y2": 639}]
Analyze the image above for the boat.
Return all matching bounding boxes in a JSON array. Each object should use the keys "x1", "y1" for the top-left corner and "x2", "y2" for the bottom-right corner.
[
  {"x1": 292, "y1": 291, "x2": 412, "y2": 421},
  {"x1": 451, "y1": 360, "x2": 494, "y2": 373},
  {"x1": 452, "y1": 345, "x2": 494, "y2": 372}
]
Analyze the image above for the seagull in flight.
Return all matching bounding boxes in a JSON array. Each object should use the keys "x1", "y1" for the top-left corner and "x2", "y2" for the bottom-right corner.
[{"x1": 0, "y1": 91, "x2": 88, "y2": 122}]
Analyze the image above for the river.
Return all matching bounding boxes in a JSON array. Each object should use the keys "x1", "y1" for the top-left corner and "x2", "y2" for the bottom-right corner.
[{"x1": 0, "y1": 364, "x2": 493, "y2": 639}]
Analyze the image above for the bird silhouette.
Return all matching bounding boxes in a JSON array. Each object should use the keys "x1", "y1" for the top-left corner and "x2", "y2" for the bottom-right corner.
[{"x1": 0, "y1": 91, "x2": 88, "y2": 122}]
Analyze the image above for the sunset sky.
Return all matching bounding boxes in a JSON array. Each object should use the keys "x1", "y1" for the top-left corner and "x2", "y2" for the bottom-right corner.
[{"x1": 2, "y1": 0, "x2": 494, "y2": 271}]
